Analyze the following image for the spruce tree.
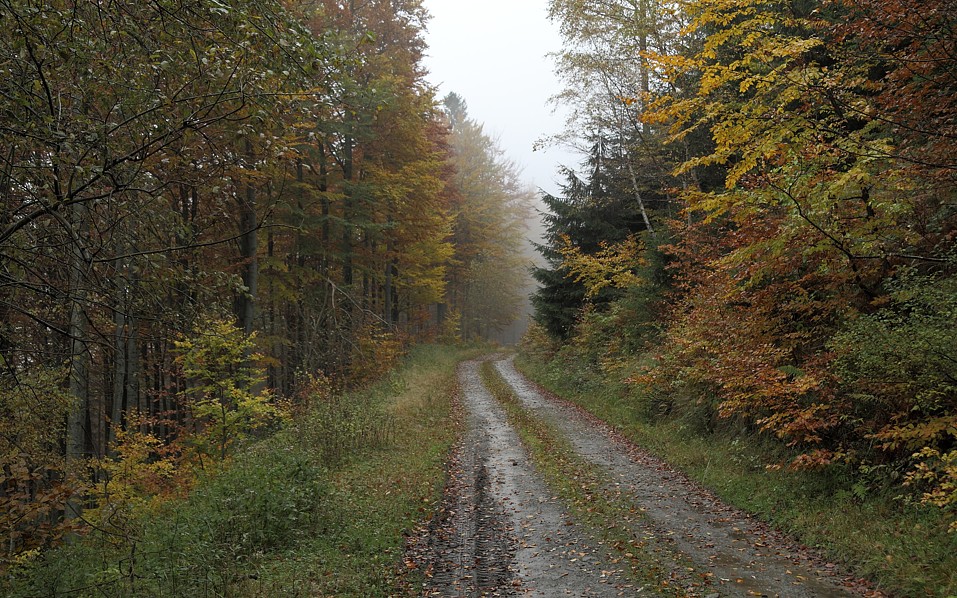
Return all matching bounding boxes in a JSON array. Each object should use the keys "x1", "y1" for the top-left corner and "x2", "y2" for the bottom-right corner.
[{"x1": 532, "y1": 135, "x2": 647, "y2": 339}]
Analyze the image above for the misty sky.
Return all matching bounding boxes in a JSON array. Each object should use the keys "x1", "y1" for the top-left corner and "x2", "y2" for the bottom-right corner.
[{"x1": 420, "y1": 0, "x2": 578, "y2": 197}]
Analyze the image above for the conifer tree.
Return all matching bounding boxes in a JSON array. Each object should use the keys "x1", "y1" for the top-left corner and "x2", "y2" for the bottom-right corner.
[
  {"x1": 442, "y1": 93, "x2": 534, "y2": 340},
  {"x1": 532, "y1": 135, "x2": 647, "y2": 338}
]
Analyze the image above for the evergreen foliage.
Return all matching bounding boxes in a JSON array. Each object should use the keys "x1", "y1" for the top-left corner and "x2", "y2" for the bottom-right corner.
[{"x1": 532, "y1": 137, "x2": 649, "y2": 338}]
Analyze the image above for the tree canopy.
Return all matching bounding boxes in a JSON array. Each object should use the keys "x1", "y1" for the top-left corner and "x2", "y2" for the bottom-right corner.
[
  {"x1": 531, "y1": 0, "x2": 957, "y2": 530},
  {"x1": 0, "y1": 0, "x2": 533, "y2": 572}
]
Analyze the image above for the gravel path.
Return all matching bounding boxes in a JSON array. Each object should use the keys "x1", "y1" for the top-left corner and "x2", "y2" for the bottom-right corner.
[
  {"x1": 419, "y1": 355, "x2": 865, "y2": 597},
  {"x1": 424, "y1": 359, "x2": 629, "y2": 596}
]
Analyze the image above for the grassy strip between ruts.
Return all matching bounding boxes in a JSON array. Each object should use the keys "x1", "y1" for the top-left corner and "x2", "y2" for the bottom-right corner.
[
  {"x1": 479, "y1": 360, "x2": 713, "y2": 598},
  {"x1": 8, "y1": 344, "x2": 480, "y2": 598},
  {"x1": 513, "y1": 353, "x2": 957, "y2": 598}
]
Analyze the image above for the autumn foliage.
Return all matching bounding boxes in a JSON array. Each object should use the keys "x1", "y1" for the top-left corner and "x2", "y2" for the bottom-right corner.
[
  {"x1": 536, "y1": 0, "x2": 957, "y2": 530},
  {"x1": 0, "y1": 0, "x2": 533, "y2": 576}
]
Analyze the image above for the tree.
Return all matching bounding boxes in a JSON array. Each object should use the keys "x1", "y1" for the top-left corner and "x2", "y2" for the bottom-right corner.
[
  {"x1": 442, "y1": 93, "x2": 535, "y2": 340},
  {"x1": 548, "y1": 0, "x2": 693, "y2": 231},
  {"x1": 175, "y1": 320, "x2": 284, "y2": 466},
  {"x1": 0, "y1": 0, "x2": 338, "y2": 560},
  {"x1": 532, "y1": 135, "x2": 649, "y2": 339},
  {"x1": 261, "y1": 0, "x2": 455, "y2": 386},
  {"x1": 0, "y1": 0, "x2": 553, "y2": 568},
  {"x1": 640, "y1": 0, "x2": 957, "y2": 506},
  {"x1": 532, "y1": 0, "x2": 957, "y2": 526}
]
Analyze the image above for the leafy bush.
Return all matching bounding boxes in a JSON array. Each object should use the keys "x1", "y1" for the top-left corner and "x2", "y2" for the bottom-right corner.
[
  {"x1": 831, "y1": 271, "x2": 957, "y2": 525},
  {"x1": 8, "y1": 432, "x2": 327, "y2": 597},
  {"x1": 175, "y1": 319, "x2": 288, "y2": 466}
]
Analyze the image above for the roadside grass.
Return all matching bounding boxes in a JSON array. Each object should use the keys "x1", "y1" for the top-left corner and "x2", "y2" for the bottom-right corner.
[
  {"x1": 7, "y1": 344, "x2": 478, "y2": 598},
  {"x1": 514, "y1": 353, "x2": 957, "y2": 598},
  {"x1": 479, "y1": 360, "x2": 706, "y2": 598},
  {"x1": 243, "y1": 343, "x2": 479, "y2": 597}
]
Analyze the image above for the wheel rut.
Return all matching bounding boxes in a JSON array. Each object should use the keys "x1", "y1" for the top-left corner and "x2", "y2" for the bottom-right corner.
[
  {"x1": 493, "y1": 356, "x2": 865, "y2": 597},
  {"x1": 419, "y1": 355, "x2": 868, "y2": 597},
  {"x1": 423, "y1": 358, "x2": 627, "y2": 596}
]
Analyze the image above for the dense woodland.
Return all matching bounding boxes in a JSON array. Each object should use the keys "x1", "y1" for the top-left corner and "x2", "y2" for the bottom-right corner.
[
  {"x1": 531, "y1": 0, "x2": 957, "y2": 534},
  {"x1": 2, "y1": 0, "x2": 957, "y2": 592},
  {"x1": 0, "y1": 0, "x2": 532, "y2": 575}
]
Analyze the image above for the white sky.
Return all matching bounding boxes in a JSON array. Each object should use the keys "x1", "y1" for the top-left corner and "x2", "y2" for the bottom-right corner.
[{"x1": 420, "y1": 0, "x2": 578, "y2": 197}]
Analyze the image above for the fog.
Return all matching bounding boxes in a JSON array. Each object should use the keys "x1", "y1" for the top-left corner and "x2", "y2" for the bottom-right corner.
[{"x1": 420, "y1": 0, "x2": 578, "y2": 198}]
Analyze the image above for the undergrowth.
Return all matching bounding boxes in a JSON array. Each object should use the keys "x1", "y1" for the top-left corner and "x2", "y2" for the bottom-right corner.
[
  {"x1": 514, "y1": 351, "x2": 957, "y2": 597},
  {"x1": 5, "y1": 344, "x2": 478, "y2": 597}
]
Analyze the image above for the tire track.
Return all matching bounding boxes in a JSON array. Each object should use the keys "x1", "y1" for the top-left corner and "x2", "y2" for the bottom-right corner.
[
  {"x1": 423, "y1": 359, "x2": 629, "y2": 597},
  {"x1": 493, "y1": 356, "x2": 861, "y2": 597}
]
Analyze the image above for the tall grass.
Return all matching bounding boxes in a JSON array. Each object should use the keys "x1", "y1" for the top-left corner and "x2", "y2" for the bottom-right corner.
[{"x1": 5, "y1": 344, "x2": 479, "y2": 597}]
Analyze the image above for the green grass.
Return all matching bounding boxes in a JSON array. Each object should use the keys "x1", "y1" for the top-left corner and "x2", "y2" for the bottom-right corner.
[
  {"x1": 6, "y1": 344, "x2": 481, "y2": 598},
  {"x1": 242, "y1": 344, "x2": 480, "y2": 597},
  {"x1": 514, "y1": 352, "x2": 957, "y2": 598}
]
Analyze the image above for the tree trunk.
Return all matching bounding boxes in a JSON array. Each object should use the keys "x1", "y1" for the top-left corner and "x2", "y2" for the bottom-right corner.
[
  {"x1": 108, "y1": 300, "x2": 126, "y2": 453},
  {"x1": 0, "y1": 148, "x2": 12, "y2": 364},
  {"x1": 342, "y1": 135, "x2": 354, "y2": 288},
  {"x1": 127, "y1": 303, "x2": 140, "y2": 430},
  {"x1": 237, "y1": 178, "x2": 259, "y2": 336},
  {"x1": 625, "y1": 159, "x2": 655, "y2": 237},
  {"x1": 319, "y1": 143, "x2": 330, "y2": 276},
  {"x1": 390, "y1": 257, "x2": 399, "y2": 325},
  {"x1": 638, "y1": 0, "x2": 651, "y2": 138},
  {"x1": 66, "y1": 203, "x2": 90, "y2": 518}
]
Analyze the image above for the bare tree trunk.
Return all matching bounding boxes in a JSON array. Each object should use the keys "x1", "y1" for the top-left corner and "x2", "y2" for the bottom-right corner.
[
  {"x1": 319, "y1": 143, "x2": 330, "y2": 276},
  {"x1": 108, "y1": 300, "x2": 126, "y2": 453},
  {"x1": 237, "y1": 153, "x2": 259, "y2": 337},
  {"x1": 129, "y1": 323, "x2": 144, "y2": 433},
  {"x1": 66, "y1": 204, "x2": 90, "y2": 518},
  {"x1": 606, "y1": 73, "x2": 655, "y2": 237},
  {"x1": 639, "y1": 0, "x2": 651, "y2": 138},
  {"x1": 108, "y1": 226, "x2": 132, "y2": 452},
  {"x1": 0, "y1": 148, "x2": 12, "y2": 365},
  {"x1": 625, "y1": 159, "x2": 655, "y2": 237},
  {"x1": 341, "y1": 135, "x2": 354, "y2": 288},
  {"x1": 391, "y1": 260, "x2": 400, "y2": 326}
]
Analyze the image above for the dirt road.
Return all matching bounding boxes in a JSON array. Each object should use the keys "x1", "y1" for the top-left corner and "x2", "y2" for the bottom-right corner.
[{"x1": 419, "y1": 356, "x2": 864, "y2": 597}]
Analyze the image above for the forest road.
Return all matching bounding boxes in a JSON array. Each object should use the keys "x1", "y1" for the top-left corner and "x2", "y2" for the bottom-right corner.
[{"x1": 418, "y1": 355, "x2": 865, "y2": 597}]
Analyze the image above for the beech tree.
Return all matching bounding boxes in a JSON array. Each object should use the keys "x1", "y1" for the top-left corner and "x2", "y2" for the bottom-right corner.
[
  {"x1": 643, "y1": 0, "x2": 957, "y2": 463},
  {"x1": 0, "y1": 0, "x2": 475, "y2": 565},
  {"x1": 0, "y1": 0, "x2": 322, "y2": 476},
  {"x1": 531, "y1": 0, "x2": 957, "y2": 526},
  {"x1": 259, "y1": 0, "x2": 453, "y2": 386}
]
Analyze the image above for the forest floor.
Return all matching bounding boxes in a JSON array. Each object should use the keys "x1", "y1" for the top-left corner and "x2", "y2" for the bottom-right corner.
[{"x1": 410, "y1": 355, "x2": 880, "y2": 597}]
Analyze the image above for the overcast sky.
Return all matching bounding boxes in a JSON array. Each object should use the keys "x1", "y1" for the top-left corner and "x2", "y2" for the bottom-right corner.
[{"x1": 420, "y1": 0, "x2": 578, "y2": 197}]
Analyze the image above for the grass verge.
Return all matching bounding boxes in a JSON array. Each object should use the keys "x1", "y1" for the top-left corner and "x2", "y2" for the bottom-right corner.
[
  {"x1": 479, "y1": 360, "x2": 708, "y2": 597},
  {"x1": 244, "y1": 344, "x2": 479, "y2": 597},
  {"x1": 514, "y1": 353, "x2": 957, "y2": 598},
  {"x1": 7, "y1": 344, "x2": 480, "y2": 598}
]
